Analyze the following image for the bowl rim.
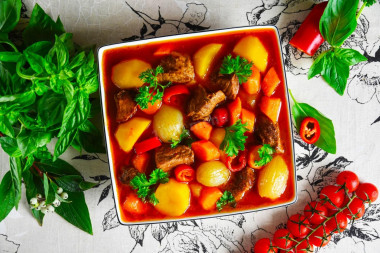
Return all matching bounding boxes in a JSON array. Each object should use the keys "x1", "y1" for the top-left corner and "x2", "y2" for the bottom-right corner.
[{"x1": 97, "y1": 25, "x2": 298, "y2": 226}]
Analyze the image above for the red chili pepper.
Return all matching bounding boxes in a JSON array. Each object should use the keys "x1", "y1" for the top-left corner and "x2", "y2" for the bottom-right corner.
[
  {"x1": 163, "y1": 85, "x2": 190, "y2": 107},
  {"x1": 174, "y1": 165, "x2": 195, "y2": 182},
  {"x1": 300, "y1": 117, "x2": 321, "y2": 144},
  {"x1": 225, "y1": 150, "x2": 247, "y2": 172},
  {"x1": 289, "y1": 2, "x2": 327, "y2": 56},
  {"x1": 134, "y1": 137, "x2": 162, "y2": 154}
]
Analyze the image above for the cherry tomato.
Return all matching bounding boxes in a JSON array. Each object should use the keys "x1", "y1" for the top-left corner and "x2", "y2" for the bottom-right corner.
[
  {"x1": 273, "y1": 229, "x2": 294, "y2": 250},
  {"x1": 211, "y1": 107, "x2": 229, "y2": 127},
  {"x1": 319, "y1": 185, "x2": 345, "y2": 210},
  {"x1": 300, "y1": 117, "x2": 320, "y2": 144},
  {"x1": 325, "y1": 212, "x2": 348, "y2": 233},
  {"x1": 294, "y1": 239, "x2": 314, "y2": 253},
  {"x1": 309, "y1": 226, "x2": 331, "y2": 247},
  {"x1": 254, "y1": 238, "x2": 278, "y2": 253},
  {"x1": 336, "y1": 171, "x2": 359, "y2": 193},
  {"x1": 287, "y1": 214, "x2": 311, "y2": 238},
  {"x1": 225, "y1": 150, "x2": 247, "y2": 172},
  {"x1": 174, "y1": 165, "x2": 195, "y2": 182},
  {"x1": 304, "y1": 201, "x2": 328, "y2": 225},
  {"x1": 356, "y1": 183, "x2": 379, "y2": 203},
  {"x1": 344, "y1": 197, "x2": 365, "y2": 220}
]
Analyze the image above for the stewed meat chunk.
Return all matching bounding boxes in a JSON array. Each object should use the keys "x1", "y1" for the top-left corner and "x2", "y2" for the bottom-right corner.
[
  {"x1": 209, "y1": 73, "x2": 239, "y2": 100},
  {"x1": 187, "y1": 85, "x2": 226, "y2": 121},
  {"x1": 155, "y1": 144, "x2": 194, "y2": 172},
  {"x1": 157, "y1": 52, "x2": 195, "y2": 83},
  {"x1": 115, "y1": 90, "x2": 137, "y2": 123},
  {"x1": 225, "y1": 167, "x2": 255, "y2": 201},
  {"x1": 119, "y1": 166, "x2": 139, "y2": 185},
  {"x1": 255, "y1": 114, "x2": 283, "y2": 152}
]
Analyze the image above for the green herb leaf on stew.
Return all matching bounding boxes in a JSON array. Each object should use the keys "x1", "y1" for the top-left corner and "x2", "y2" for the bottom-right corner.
[
  {"x1": 216, "y1": 191, "x2": 236, "y2": 211},
  {"x1": 219, "y1": 55, "x2": 253, "y2": 83},
  {"x1": 289, "y1": 90, "x2": 336, "y2": 154},
  {"x1": 220, "y1": 119, "x2": 248, "y2": 157},
  {"x1": 254, "y1": 144, "x2": 276, "y2": 167},
  {"x1": 130, "y1": 168, "x2": 169, "y2": 205},
  {"x1": 170, "y1": 128, "x2": 191, "y2": 148}
]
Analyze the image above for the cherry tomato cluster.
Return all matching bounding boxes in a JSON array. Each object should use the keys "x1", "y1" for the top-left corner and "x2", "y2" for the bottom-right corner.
[{"x1": 253, "y1": 171, "x2": 378, "y2": 253}]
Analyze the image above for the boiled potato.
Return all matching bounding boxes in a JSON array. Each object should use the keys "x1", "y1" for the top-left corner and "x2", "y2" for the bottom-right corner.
[
  {"x1": 196, "y1": 161, "x2": 230, "y2": 187},
  {"x1": 115, "y1": 117, "x2": 151, "y2": 153},
  {"x1": 193, "y1": 43, "x2": 223, "y2": 79},
  {"x1": 258, "y1": 156, "x2": 289, "y2": 200},
  {"x1": 153, "y1": 105, "x2": 184, "y2": 143},
  {"x1": 209, "y1": 128, "x2": 225, "y2": 149},
  {"x1": 155, "y1": 179, "x2": 190, "y2": 216},
  {"x1": 233, "y1": 36, "x2": 268, "y2": 72},
  {"x1": 111, "y1": 59, "x2": 151, "y2": 89}
]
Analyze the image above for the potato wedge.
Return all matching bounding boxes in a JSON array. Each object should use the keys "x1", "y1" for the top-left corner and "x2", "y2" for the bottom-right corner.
[
  {"x1": 233, "y1": 36, "x2": 268, "y2": 72},
  {"x1": 193, "y1": 43, "x2": 223, "y2": 79},
  {"x1": 115, "y1": 117, "x2": 151, "y2": 153},
  {"x1": 155, "y1": 179, "x2": 190, "y2": 216},
  {"x1": 111, "y1": 59, "x2": 151, "y2": 89}
]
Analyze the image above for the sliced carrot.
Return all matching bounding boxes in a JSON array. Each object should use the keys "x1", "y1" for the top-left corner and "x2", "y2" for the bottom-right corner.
[
  {"x1": 247, "y1": 145, "x2": 264, "y2": 169},
  {"x1": 139, "y1": 99, "x2": 162, "y2": 115},
  {"x1": 131, "y1": 152, "x2": 151, "y2": 173},
  {"x1": 259, "y1": 96, "x2": 281, "y2": 123},
  {"x1": 242, "y1": 65, "x2": 261, "y2": 95},
  {"x1": 191, "y1": 140, "x2": 220, "y2": 161},
  {"x1": 241, "y1": 108, "x2": 256, "y2": 132},
  {"x1": 198, "y1": 187, "x2": 223, "y2": 210},
  {"x1": 123, "y1": 192, "x2": 149, "y2": 215},
  {"x1": 227, "y1": 97, "x2": 242, "y2": 125},
  {"x1": 153, "y1": 44, "x2": 173, "y2": 56},
  {"x1": 262, "y1": 67, "x2": 280, "y2": 96},
  {"x1": 189, "y1": 182, "x2": 203, "y2": 198},
  {"x1": 190, "y1": 122, "x2": 213, "y2": 140}
]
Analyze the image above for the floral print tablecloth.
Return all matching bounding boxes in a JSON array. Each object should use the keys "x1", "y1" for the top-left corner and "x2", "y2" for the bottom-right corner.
[{"x1": 1, "y1": 0, "x2": 380, "y2": 252}]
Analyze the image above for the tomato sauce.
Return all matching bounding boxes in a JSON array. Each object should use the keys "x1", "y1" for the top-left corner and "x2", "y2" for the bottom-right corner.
[{"x1": 100, "y1": 27, "x2": 296, "y2": 223}]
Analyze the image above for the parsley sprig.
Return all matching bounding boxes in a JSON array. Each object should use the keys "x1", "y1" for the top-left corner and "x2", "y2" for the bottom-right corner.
[
  {"x1": 220, "y1": 120, "x2": 248, "y2": 157},
  {"x1": 136, "y1": 66, "x2": 169, "y2": 109},
  {"x1": 170, "y1": 128, "x2": 192, "y2": 148},
  {"x1": 130, "y1": 168, "x2": 169, "y2": 205},
  {"x1": 216, "y1": 191, "x2": 236, "y2": 211},
  {"x1": 254, "y1": 144, "x2": 276, "y2": 167},
  {"x1": 219, "y1": 55, "x2": 253, "y2": 83}
]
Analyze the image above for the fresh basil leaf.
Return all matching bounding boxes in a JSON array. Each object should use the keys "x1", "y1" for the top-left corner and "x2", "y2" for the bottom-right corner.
[
  {"x1": 71, "y1": 134, "x2": 82, "y2": 152},
  {"x1": 22, "y1": 4, "x2": 65, "y2": 46},
  {"x1": 36, "y1": 159, "x2": 81, "y2": 176},
  {"x1": 334, "y1": 48, "x2": 367, "y2": 66},
  {"x1": 321, "y1": 51, "x2": 349, "y2": 96},
  {"x1": 9, "y1": 156, "x2": 22, "y2": 209},
  {"x1": 0, "y1": 115, "x2": 15, "y2": 137},
  {"x1": 0, "y1": 171, "x2": 15, "y2": 222},
  {"x1": 23, "y1": 50, "x2": 46, "y2": 75},
  {"x1": 0, "y1": 51, "x2": 22, "y2": 62},
  {"x1": 33, "y1": 79, "x2": 49, "y2": 96},
  {"x1": 54, "y1": 129, "x2": 77, "y2": 159},
  {"x1": 0, "y1": 61, "x2": 13, "y2": 96},
  {"x1": 62, "y1": 79, "x2": 74, "y2": 102},
  {"x1": 0, "y1": 0, "x2": 21, "y2": 33},
  {"x1": 68, "y1": 51, "x2": 86, "y2": 70},
  {"x1": 34, "y1": 146, "x2": 52, "y2": 161},
  {"x1": 23, "y1": 169, "x2": 45, "y2": 225},
  {"x1": 24, "y1": 41, "x2": 53, "y2": 56},
  {"x1": 308, "y1": 51, "x2": 328, "y2": 79},
  {"x1": 47, "y1": 34, "x2": 69, "y2": 70},
  {"x1": 55, "y1": 175, "x2": 83, "y2": 192},
  {"x1": 82, "y1": 74, "x2": 98, "y2": 94},
  {"x1": 37, "y1": 90, "x2": 66, "y2": 128},
  {"x1": 55, "y1": 191, "x2": 93, "y2": 235},
  {"x1": 23, "y1": 155, "x2": 34, "y2": 172},
  {"x1": 290, "y1": 91, "x2": 336, "y2": 154},
  {"x1": 319, "y1": 0, "x2": 359, "y2": 47},
  {"x1": 78, "y1": 120, "x2": 98, "y2": 134},
  {"x1": 78, "y1": 130, "x2": 106, "y2": 154},
  {"x1": 0, "y1": 136, "x2": 21, "y2": 157},
  {"x1": 0, "y1": 90, "x2": 36, "y2": 114},
  {"x1": 16, "y1": 128, "x2": 52, "y2": 157}
]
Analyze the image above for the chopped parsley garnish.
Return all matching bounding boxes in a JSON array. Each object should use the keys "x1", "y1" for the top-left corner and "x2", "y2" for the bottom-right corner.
[
  {"x1": 254, "y1": 144, "x2": 276, "y2": 167},
  {"x1": 220, "y1": 119, "x2": 248, "y2": 157},
  {"x1": 136, "y1": 66, "x2": 169, "y2": 109},
  {"x1": 216, "y1": 191, "x2": 236, "y2": 211},
  {"x1": 219, "y1": 55, "x2": 253, "y2": 83},
  {"x1": 130, "y1": 168, "x2": 169, "y2": 205},
  {"x1": 171, "y1": 128, "x2": 192, "y2": 148}
]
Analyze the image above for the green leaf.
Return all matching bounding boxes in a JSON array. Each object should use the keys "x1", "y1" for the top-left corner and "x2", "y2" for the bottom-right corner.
[
  {"x1": 16, "y1": 128, "x2": 52, "y2": 157},
  {"x1": 47, "y1": 34, "x2": 69, "y2": 69},
  {"x1": 220, "y1": 119, "x2": 248, "y2": 157},
  {"x1": 55, "y1": 175, "x2": 83, "y2": 192},
  {"x1": 0, "y1": 61, "x2": 13, "y2": 96},
  {"x1": 219, "y1": 55, "x2": 253, "y2": 83},
  {"x1": 308, "y1": 51, "x2": 328, "y2": 79},
  {"x1": 254, "y1": 144, "x2": 275, "y2": 167},
  {"x1": 79, "y1": 181, "x2": 98, "y2": 191},
  {"x1": 0, "y1": 0, "x2": 21, "y2": 33},
  {"x1": 0, "y1": 51, "x2": 23, "y2": 62},
  {"x1": 24, "y1": 41, "x2": 53, "y2": 56},
  {"x1": 0, "y1": 90, "x2": 36, "y2": 115},
  {"x1": 23, "y1": 169, "x2": 45, "y2": 225},
  {"x1": 36, "y1": 159, "x2": 81, "y2": 176},
  {"x1": 37, "y1": 90, "x2": 66, "y2": 128},
  {"x1": 22, "y1": 4, "x2": 65, "y2": 46},
  {"x1": 23, "y1": 50, "x2": 47, "y2": 75},
  {"x1": 55, "y1": 191, "x2": 93, "y2": 234},
  {"x1": 0, "y1": 115, "x2": 15, "y2": 137},
  {"x1": 319, "y1": 0, "x2": 359, "y2": 47},
  {"x1": 0, "y1": 136, "x2": 21, "y2": 157},
  {"x1": 334, "y1": 48, "x2": 367, "y2": 66},
  {"x1": 54, "y1": 129, "x2": 77, "y2": 159},
  {"x1": 290, "y1": 90, "x2": 336, "y2": 154},
  {"x1": 9, "y1": 156, "x2": 22, "y2": 209},
  {"x1": 43, "y1": 173, "x2": 49, "y2": 200},
  {"x1": 216, "y1": 191, "x2": 236, "y2": 211},
  {"x1": 321, "y1": 51, "x2": 349, "y2": 96},
  {"x1": 0, "y1": 171, "x2": 15, "y2": 222},
  {"x1": 77, "y1": 130, "x2": 106, "y2": 153}
]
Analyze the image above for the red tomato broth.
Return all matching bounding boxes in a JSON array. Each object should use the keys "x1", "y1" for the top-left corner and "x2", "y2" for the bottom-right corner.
[{"x1": 100, "y1": 27, "x2": 296, "y2": 223}]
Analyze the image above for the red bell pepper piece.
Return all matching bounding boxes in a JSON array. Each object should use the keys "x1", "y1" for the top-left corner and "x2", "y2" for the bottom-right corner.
[
  {"x1": 174, "y1": 164, "x2": 195, "y2": 182},
  {"x1": 163, "y1": 84, "x2": 190, "y2": 107},
  {"x1": 225, "y1": 150, "x2": 247, "y2": 172},
  {"x1": 289, "y1": 2, "x2": 328, "y2": 56},
  {"x1": 134, "y1": 137, "x2": 162, "y2": 154},
  {"x1": 300, "y1": 117, "x2": 320, "y2": 144}
]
